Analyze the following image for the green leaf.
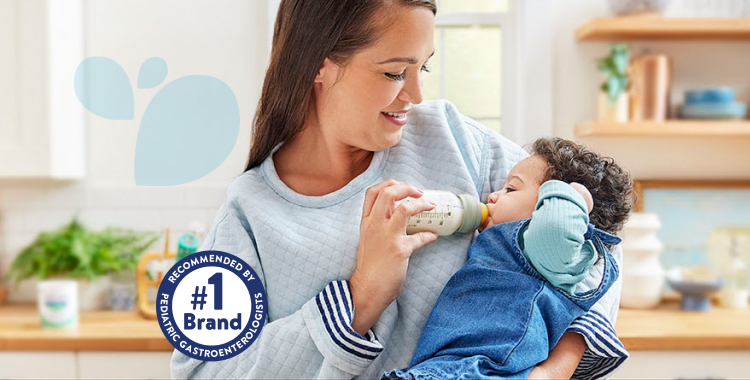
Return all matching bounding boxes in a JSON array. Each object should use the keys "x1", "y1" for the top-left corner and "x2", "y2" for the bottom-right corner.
[
  {"x1": 7, "y1": 217, "x2": 161, "y2": 283},
  {"x1": 596, "y1": 43, "x2": 630, "y2": 99},
  {"x1": 607, "y1": 76, "x2": 621, "y2": 103},
  {"x1": 613, "y1": 50, "x2": 630, "y2": 75},
  {"x1": 617, "y1": 76, "x2": 628, "y2": 94}
]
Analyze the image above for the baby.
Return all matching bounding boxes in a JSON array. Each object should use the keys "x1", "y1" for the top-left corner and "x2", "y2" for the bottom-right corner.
[{"x1": 381, "y1": 137, "x2": 634, "y2": 379}]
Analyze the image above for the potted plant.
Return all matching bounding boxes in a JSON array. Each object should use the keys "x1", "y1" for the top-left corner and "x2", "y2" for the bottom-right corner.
[
  {"x1": 7, "y1": 218, "x2": 159, "y2": 326},
  {"x1": 596, "y1": 43, "x2": 630, "y2": 122}
]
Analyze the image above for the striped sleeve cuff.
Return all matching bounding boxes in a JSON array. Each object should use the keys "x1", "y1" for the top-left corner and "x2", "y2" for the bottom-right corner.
[
  {"x1": 567, "y1": 310, "x2": 630, "y2": 379},
  {"x1": 304, "y1": 280, "x2": 383, "y2": 366}
]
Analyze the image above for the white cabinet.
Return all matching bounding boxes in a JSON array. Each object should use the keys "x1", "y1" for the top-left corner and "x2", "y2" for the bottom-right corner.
[
  {"x1": 1, "y1": 350, "x2": 748, "y2": 378},
  {"x1": 0, "y1": 0, "x2": 85, "y2": 179},
  {"x1": 614, "y1": 351, "x2": 750, "y2": 378},
  {"x1": 0, "y1": 351, "x2": 171, "y2": 379},
  {"x1": 0, "y1": 352, "x2": 77, "y2": 379},
  {"x1": 77, "y1": 352, "x2": 172, "y2": 379}
]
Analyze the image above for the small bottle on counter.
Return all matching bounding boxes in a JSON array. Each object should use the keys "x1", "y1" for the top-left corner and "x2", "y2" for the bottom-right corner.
[
  {"x1": 719, "y1": 236, "x2": 749, "y2": 309},
  {"x1": 176, "y1": 233, "x2": 200, "y2": 262},
  {"x1": 396, "y1": 190, "x2": 488, "y2": 236}
]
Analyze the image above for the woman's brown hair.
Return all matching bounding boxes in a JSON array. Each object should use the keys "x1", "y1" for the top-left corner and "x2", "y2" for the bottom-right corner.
[{"x1": 244, "y1": 0, "x2": 437, "y2": 171}]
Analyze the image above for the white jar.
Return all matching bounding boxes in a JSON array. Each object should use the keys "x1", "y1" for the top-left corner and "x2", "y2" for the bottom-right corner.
[
  {"x1": 37, "y1": 279, "x2": 79, "y2": 329},
  {"x1": 396, "y1": 191, "x2": 488, "y2": 236},
  {"x1": 598, "y1": 91, "x2": 629, "y2": 123},
  {"x1": 619, "y1": 213, "x2": 665, "y2": 309}
]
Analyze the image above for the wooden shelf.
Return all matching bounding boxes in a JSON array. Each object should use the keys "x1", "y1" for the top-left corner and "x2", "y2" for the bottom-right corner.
[
  {"x1": 576, "y1": 16, "x2": 750, "y2": 41},
  {"x1": 576, "y1": 120, "x2": 750, "y2": 137}
]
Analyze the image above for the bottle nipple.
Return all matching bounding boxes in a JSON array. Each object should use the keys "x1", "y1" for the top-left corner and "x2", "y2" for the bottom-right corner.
[{"x1": 480, "y1": 203, "x2": 488, "y2": 227}]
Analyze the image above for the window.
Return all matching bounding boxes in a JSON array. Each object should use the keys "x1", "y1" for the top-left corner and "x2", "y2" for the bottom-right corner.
[
  {"x1": 264, "y1": 0, "x2": 530, "y2": 138},
  {"x1": 422, "y1": 0, "x2": 510, "y2": 134}
]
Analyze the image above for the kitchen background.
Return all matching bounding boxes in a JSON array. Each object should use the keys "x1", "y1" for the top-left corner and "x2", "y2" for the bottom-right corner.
[{"x1": 1, "y1": 0, "x2": 749, "y2": 379}]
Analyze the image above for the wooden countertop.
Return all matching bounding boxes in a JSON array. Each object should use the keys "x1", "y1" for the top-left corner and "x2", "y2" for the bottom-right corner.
[
  {"x1": 615, "y1": 301, "x2": 750, "y2": 350},
  {"x1": 0, "y1": 304, "x2": 172, "y2": 351},
  {"x1": 1, "y1": 302, "x2": 749, "y2": 351}
]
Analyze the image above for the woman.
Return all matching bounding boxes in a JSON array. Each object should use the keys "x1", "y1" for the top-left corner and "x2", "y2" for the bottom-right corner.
[{"x1": 171, "y1": 0, "x2": 628, "y2": 379}]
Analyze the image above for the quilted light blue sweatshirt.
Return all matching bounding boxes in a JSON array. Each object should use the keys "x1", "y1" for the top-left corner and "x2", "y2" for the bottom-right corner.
[{"x1": 170, "y1": 100, "x2": 628, "y2": 379}]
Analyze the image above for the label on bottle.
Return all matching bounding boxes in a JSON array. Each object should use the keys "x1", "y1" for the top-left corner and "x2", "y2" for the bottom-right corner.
[{"x1": 396, "y1": 191, "x2": 464, "y2": 236}]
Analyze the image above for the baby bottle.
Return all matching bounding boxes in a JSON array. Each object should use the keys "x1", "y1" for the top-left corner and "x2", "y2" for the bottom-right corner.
[{"x1": 396, "y1": 191, "x2": 488, "y2": 236}]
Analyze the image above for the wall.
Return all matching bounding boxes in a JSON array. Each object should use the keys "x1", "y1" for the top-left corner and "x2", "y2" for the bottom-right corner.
[
  {"x1": 0, "y1": 0, "x2": 272, "y2": 302},
  {"x1": 5, "y1": 0, "x2": 750, "y2": 303},
  {"x1": 553, "y1": 0, "x2": 750, "y2": 179}
]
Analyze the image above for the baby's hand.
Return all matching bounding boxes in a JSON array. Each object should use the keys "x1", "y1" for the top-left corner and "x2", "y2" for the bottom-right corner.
[{"x1": 569, "y1": 182, "x2": 593, "y2": 213}]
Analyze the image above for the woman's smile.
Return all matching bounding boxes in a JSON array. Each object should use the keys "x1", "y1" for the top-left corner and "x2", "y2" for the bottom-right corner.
[{"x1": 381, "y1": 109, "x2": 410, "y2": 126}]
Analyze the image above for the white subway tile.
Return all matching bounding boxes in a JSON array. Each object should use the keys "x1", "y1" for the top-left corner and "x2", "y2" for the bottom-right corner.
[
  {"x1": 115, "y1": 209, "x2": 162, "y2": 231},
  {"x1": 162, "y1": 209, "x2": 205, "y2": 231},
  {"x1": 0, "y1": 188, "x2": 47, "y2": 209},
  {"x1": 87, "y1": 187, "x2": 140, "y2": 208},
  {"x1": 2, "y1": 232, "x2": 37, "y2": 255},
  {"x1": 184, "y1": 186, "x2": 226, "y2": 207},
  {"x1": 43, "y1": 183, "x2": 89, "y2": 208},
  {"x1": 24, "y1": 210, "x2": 80, "y2": 233},
  {"x1": 205, "y1": 207, "x2": 221, "y2": 223},
  {"x1": 0, "y1": 211, "x2": 26, "y2": 233},
  {"x1": 78, "y1": 209, "x2": 119, "y2": 230},
  {"x1": 136, "y1": 186, "x2": 185, "y2": 208},
  {"x1": 4, "y1": 279, "x2": 37, "y2": 303},
  {"x1": 0, "y1": 245, "x2": 38, "y2": 302}
]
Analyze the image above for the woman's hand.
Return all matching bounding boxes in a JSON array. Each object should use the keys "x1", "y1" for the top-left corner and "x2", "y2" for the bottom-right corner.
[
  {"x1": 528, "y1": 331, "x2": 587, "y2": 379},
  {"x1": 526, "y1": 365, "x2": 551, "y2": 380},
  {"x1": 350, "y1": 179, "x2": 439, "y2": 336}
]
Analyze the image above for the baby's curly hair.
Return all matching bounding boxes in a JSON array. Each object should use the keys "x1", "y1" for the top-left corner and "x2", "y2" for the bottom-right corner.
[{"x1": 530, "y1": 137, "x2": 634, "y2": 234}]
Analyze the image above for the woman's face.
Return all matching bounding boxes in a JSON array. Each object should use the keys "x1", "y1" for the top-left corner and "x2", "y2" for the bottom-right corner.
[{"x1": 313, "y1": 6, "x2": 435, "y2": 152}]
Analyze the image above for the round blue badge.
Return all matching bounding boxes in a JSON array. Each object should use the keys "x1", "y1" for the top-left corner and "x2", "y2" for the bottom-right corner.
[{"x1": 157, "y1": 250, "x2": 266, "y2": 361}]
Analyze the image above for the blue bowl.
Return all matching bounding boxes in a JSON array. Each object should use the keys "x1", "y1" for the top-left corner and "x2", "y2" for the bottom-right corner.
[
  {"x1": 667, "y1": 278, "x2": 725, "y2": 311},
  {"x1": 678, "y1": 102, "x2": 747, "y2": 119},
  {"x1": 685, "y1": 88, "x2": 735, "y2": 104}
]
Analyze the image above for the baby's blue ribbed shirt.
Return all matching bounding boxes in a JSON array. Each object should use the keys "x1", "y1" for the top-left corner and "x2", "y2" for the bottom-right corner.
[{"x1": 520, "y1": 180, "x2": 598, "y2": 294}]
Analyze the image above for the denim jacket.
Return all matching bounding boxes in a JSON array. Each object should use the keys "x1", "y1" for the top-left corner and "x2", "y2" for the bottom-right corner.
[{"x1": 382, "y1": 218, "x2": 621, "y2": 379}]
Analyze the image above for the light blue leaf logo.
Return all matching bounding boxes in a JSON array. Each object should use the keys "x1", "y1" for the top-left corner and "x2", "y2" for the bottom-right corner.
[
  {"x1": 137, "y1": 57, "x2": 168, "y2": 89},
  {"x1": 74, "y1": 57, "x2": 239, "y2": 186},
  {"x1": 135, "y1": 75, "x2": 239, "y2": 186},
  {"x1": 74, "y1": 57, "x2": 134, "y2": 120}
]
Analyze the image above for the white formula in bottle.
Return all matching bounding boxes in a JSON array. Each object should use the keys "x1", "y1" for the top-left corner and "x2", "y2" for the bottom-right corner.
[{"x1": 396, "y1": 190, "x2": 488, "y2": 236}]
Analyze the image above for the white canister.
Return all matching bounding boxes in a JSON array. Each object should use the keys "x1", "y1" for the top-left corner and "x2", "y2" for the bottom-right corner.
[
  {"x1": 37, "y1": 280, "x2": 79, "y2": 329},
  {"x1": 598, "y1": 91, "x2": 629, "y2": 123},
  {"x1": 619, "y1": 213, "x2": 665, "y2": 309},
  {"x1": 719, "y1": 288, "x2": 749, "y2": 309}
]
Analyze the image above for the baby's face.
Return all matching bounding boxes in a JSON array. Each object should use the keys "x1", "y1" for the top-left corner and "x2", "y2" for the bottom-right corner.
[{"x1": 479, "y1": 155, "x2": 547, "y2": 231}]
